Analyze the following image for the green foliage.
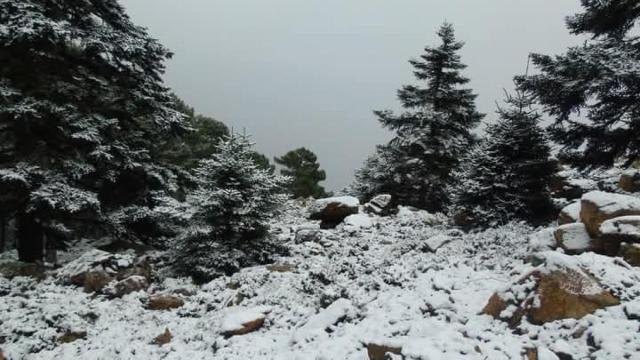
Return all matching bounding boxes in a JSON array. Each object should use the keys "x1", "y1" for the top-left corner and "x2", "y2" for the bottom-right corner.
[{"x1": 275, "y1": 148, "x2": 328, "y2": 199}]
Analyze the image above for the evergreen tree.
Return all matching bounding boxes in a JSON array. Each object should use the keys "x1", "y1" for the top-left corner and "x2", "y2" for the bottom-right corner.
[
  {"x1": 371, "y1": 22, "x2": 483, "y2": 212},
  {"x1": 0, "y1": 0, "x2": 185, "y2": 261},
  {"x1": 275, "y1": 148, "x2": 328, "y2": 199},
  {"x1": 450, "y1": 91, "x2": 556, "y2": 228},
  {"x1": 351, "y1": 145, "x2": 396, "y2": 202},
  {"x1": 172, "y1": 134, "x2": 289, "y2": 282},
  {"x1": 517, "y1": 0, "x2": 640, "y2": 168}
]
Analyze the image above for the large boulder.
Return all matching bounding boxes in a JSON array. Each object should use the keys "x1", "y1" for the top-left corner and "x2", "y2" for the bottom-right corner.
[
  {"x1": 599, "y1": 215, "x2": 640, "y2": 243},
  {"x1": 104, "y1": 275, "x2": 149, "y2": 298},
  {"x1": 364, "y1": 194, "x2": 395, "y2": 216},
  {"x1": 553, "y1": 223, "x2": 592, "y2": 254},
  {"x1": 619, "y1": 243, "x2": 640, "y2": 267},
  {"x1": 580, "y1": 191, "x2": 640, "y2": 237},
  {"x1": 146, "y1": 294, "x2": 185, "y2": 311},
  {"x1": 308, "y1": 196, "x2": 359, "y2": 228},
  {"x1": 558, "y1": 201, "x2": 580, "y2": 225},
  {"x1": 482, "y1": 253, "x2": 619, "y2": 326},
  {"x1": 619, "y1": 170, "x2": 640, "y2": 193}
]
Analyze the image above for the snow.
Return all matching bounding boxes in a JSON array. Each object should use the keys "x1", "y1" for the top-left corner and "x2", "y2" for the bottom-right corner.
[
  {"x1": 559, "y1": 201, "x2": 581, "y2": 222},
  {"x1": 599, "y1": 215, "x2": 640, "y2": 236},
  {"x1": 342, "y1": 214, "x2": 373, "y2": 230},
  {"x1": 582, "y1": 190, "x2": 640, "y2": 214},
  {"x1": 1, "y1": 202, "x2": 639, "y2": 359}
]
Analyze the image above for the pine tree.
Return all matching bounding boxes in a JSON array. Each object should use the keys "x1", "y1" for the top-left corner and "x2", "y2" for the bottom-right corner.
[
  {"x1": 517, "y1": 0, "x2": 640, "y2": 168},
  {"x1": 172, "y1": 134, "x2": 289, "y2": 282},
  {"x1": 275, "y1": 148, "x2": 328, "y2": 199},
  {"x1": 450, "y1": 91, "x2": 556, "y2": 228},
  {"x1": 371, "y1": 22, "x2": 483, "y2": 212},
  {"x1": 0, "y1": 0, "x2": 185, "y2": 261},
  {"x1": 351, "y1": 145, "x2": 397, "y2": 202}
]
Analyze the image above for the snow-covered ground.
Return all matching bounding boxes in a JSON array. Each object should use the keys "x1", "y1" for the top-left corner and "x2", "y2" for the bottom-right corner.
[{"x1": 1, "y1": 202, "x2": 640, "y2": 360}]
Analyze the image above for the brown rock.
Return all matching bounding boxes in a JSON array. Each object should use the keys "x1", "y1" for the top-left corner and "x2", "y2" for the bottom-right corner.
[
  {"x1": 146, "y1": 294, "x2": 184, "y2": 311},
  {"x1": 0, "y1": 349, "x2": 5, "y2": 360},
  {"x1": 222, "y1": 317, "x2": 265, "y2": 337},
  {"x1": 107, "y1": 275, "x2": 149, "y2": 298},
  {"x1": 266, "y1": 264, "x2": 294, "y2": 273},
  {"x1": 366, "y1": 343, "x2": 402, "y2": 360},
  {"x1": 308, "y1": 196, "x2": 359, "y2": 228},
  {"x1": 152, "y1": 328, "x2": 172, "y2": 346},
  {"x1": 619, "y1": 171, "x2": 640, "y2": 193},
  {"x1": 580, "y1": 191, "x2": 640, "y2": 238},
  {"x1": 525, "y1": 348, "x2": 538, "y2": 360},
  {"x1": 57, "y1": 330, "x2": 87, "y2": 344},
  {"x1": 620, "y1": 243, "x2": 640, "y2": 267},
  {"x1": 83, "y1": 271, "x2": 112, "y2": 293},
  {"x1": 483, "y1": 265, "x2": 619, "y2": 326}
]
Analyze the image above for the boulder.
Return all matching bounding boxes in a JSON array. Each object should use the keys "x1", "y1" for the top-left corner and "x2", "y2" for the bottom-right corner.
[
  {"x1": 364, "y1": 194, "x2": 395, "y2": 216},
  {"x1": 57, "y1": 330, "x2": 87, "y2": 344},
  {"x1": 308, "y1": 196, "x2": 359, "y2": 228},
  {"x1": 266, "y1": 264, "x2": 294, "y2": 273},
  {"x1": 152, "y1": 328, "x2": 172, "y2": 346},
  {"x1": 146, "y1": 294, "x2": 184, "y2": 311},
  {"x1": 105, "y1": 275, "x2": 148, "y2": 298},
  {"x1": 221, "y1": 307, "x2": 269, "y2": 337},
  {"x1": 82, "y1": 271, "x2": 113, "y2": 293},
  {"x1": 580, "y1": 191, "x2": 640, "y2": 237},
  {"x1": 0, "y1": 349, "x2": 4, "y2": 360},
  {"x1": 558, "y1": 201, "x2": 580, "y2": 225},
  {"x1": 554, "y1": 223, "x2": 592, "y2": 254},
  {"x1": 619, "y1": 170, "x2": 640, "y2": 193},
  {"x1": 620, "y1": 243, "x2": 640, "y2": 267},
  {"x1": 482, "y1": 253, "x2": 619, "y2": 326},
  {"x1": 0, "y1": 261, "x2": 45, "y2": 280},
  {"x1": 366, "y1": 342, "x2": 403, "y2": 360},
  {"x1": 294, "y1": 228, "x2": 323, "y2": 244},
  {"x1": 599, "y1": 215, "x2": 640, "y2": 243},
  {"x1": 342, "y1": 214, "x2": 373, "y2": 231}
]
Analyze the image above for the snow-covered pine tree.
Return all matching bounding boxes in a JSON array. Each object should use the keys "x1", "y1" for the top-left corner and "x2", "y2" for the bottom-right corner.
[
  {"x1": 351, "y1": 145, "x2": 396, "y2": 202},
  {"x1": 517, "y1": 0, "x2": 640, "y2": 168},
  {"x1": 450, "y1": 91, "x2": 556, "y2": 228},
  {"x1": 0, "y1": 0, "x2": 185, "y2": 261},
  {"x1": 172, "y1": 134, "x2": 289, "y2": 282},
  {"x1": 372, "y1": 22, "x2": 483, "y2": 212}
]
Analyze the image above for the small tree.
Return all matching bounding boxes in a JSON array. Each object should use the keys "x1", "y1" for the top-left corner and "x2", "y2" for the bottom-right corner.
[
  {"x1": 172, "y1": 134, "x2": 288, "y2": 282},
  {"x1": 517, "y1": 0, "x2": 640, "y2": 168},
  {"x1": 275, "y1": 148, "x2": 328, "y2": 199},
  {"x1": 450, "y1": 91, "x2": 556, "y2": 228},
  {"x1": 368, "y1": 22, "x2": 483, "y2": 211}
]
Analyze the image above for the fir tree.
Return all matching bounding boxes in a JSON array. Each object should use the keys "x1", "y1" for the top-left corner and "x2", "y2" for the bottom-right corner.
[
  {"x1": 371, "y1": 22, "x2": 483, "y2": 211},
  {"x1": 173, "y1": 134, "x2": 289, "y2": 282},
  {"x1": 351, "y1": 145, "x2": 397, "y2": 202},
  {"x1": 0, "y1": 0, "x2": 185, "y2": 261},
  {"x1": 517, "y1": 0, "x2": 640, "y2": 168},
  {"x1": 275, "y1": 148, "x2": 328, "y2": 199},
  {"x1": 450, "y1": 91, "x2": 556, "y2": 228}
]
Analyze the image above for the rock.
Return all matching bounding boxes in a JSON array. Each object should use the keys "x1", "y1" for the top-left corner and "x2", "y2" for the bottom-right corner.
[
  {"x1": 105, "y1": 275, "x2": 148, "y2": 298},
  {"x1": 554, "y1": 223, "x2": 593, "y2": 254},
  {"x1": 342, "y1": 214, "x2": 373, "y2": 231},
  {"x1": 294, "y1": 228, "x2": 323, "y2": 244},
  {"x1": 221, "y1": 307, "x2": 268, "y2": 337},
  {"x1": 599, "y1": 215, "x2": 640, "y2": 244},
  {"x1": 82, "y1": 271, "x2": 112, "y2": 293},
  {"x1": 364, "y1": 194, "x2": 395, "y2": 216},
  {"x1": 146, "y1": 294, "x2": 184, "y2": 311},
  {"x1": 366, "y1": 342, "x2": 402, "y2": 360},
  {"x1": 266, "y1": 264, "x2": 294, "y2": 273},
  {"x1": 482, "y1": 253, "x2": 619, "y2": 326},
  {"x1": 57, "y1": 330, "x2": 87, "y2": 344},
  {"x1": 619, "y1": 170, "x2": 640, "y2": 192},
  {"x1": 422, "y1": 230, "x2": 461, "y2": 252},
  {"x1": 0, "y1": 349, "x2": 4, "y2": 360},
  {"x1": 529, "y1": 228, "x2": 557, "y2": 253},
  {"x1": 308, "y1": 196, "x2": 359, "y2": 228},
  {"x1": 619, "y1": 243, "x2": 640, "y2": 267},
  {"x1": 0, "y1": 261, "x2": 45, "y2": 280},
  {"x1": 558, "y1": 201, "x2": 580, "y2": 225},
  {"x1": 294, "y1": 299, "x2": 353, "y2": 342},
  {"x1": 580, "y1": 191, "x2": 640, "y2": 237},
  {"x1": 152, "y1": 328, "x2": 172, "y2": 346}
]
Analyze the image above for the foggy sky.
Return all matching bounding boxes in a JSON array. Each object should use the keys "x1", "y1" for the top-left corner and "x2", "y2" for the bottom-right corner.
[{"x1": 121, "y1": 0, "x2": 582, "y2": 191}]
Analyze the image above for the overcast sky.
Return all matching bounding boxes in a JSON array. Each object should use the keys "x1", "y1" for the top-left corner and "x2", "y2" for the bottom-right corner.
[{"x1": 121, "y1": 0, "x2": 582, "y2": 191}]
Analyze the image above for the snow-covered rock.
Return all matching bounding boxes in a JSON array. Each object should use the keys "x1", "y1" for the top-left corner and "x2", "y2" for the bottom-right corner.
[
  {"x1": 221, "y1": 307, "x2": 269, "y2": 337},
  {"x1": 483, "y1": 252, "x2": 620, "y2": 326},
  {"x1": 619, "y1": 243, "x2": 640, "y2": 267},
  {"x1": 343, "y1": 213, "x2": 374, "y2": 231},
  {"x1": 554, "y1": 223, "x2": 592, "y2": 254},
  {"x1": 364, "y1": 194, "x2": 395, "y2": 216},
  {"x1": 308, "y1": 196, "x2": 359, "y2": 228},
  {"x1": 600, "y1": 215, "x2": 640, "y2": 241},
  {"x1": 529, "y1": 227, "x2": 557, "y2": 253},
  {"x1": 580, "y1": 191, "x2": 640, "y2": 237},
  {"x1": 558, "y1": 201, "x2": 580, "y2": 225},
  {"x1": 294, "y1": 298, "x2": 354, "y2": 342}
]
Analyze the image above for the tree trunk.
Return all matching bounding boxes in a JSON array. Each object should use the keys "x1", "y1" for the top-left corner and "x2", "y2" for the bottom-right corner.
[{"x1": 17, "y1": 212, "x2": 44, "y2": 263}]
